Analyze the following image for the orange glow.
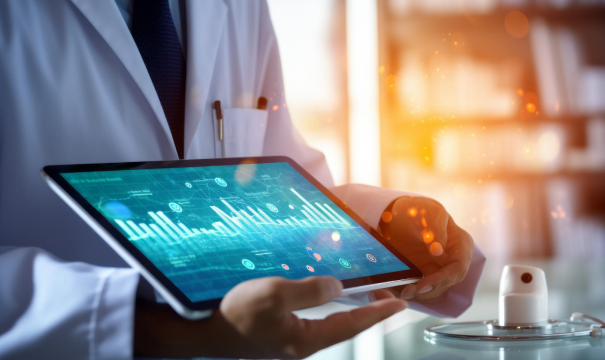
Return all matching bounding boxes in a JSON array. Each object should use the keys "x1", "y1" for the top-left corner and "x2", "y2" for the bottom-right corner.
[
  {"x1": 313, "y1": 253, "x2": 322, "y2": 261},
  {"x1": 381, "y1": 211, "x2": 393, "y2": 223},
  {"x1": 422, "y1": 229, "x2": 434, "y2": 244},
  {"x1": 517, "y1": 88, "x2": 524, "y2": 96},
  {"x1": 559, "y1": 211, "x2": 566, "y2": 219},
  {"x1": 526, "y1": 103, "x2": 536, "y2": 113},
  {"x1": 408, "y1": 207, "x2": 418, "y2": 218},
  {"x1": 421, "y1": 217, "x2": 428, "y2": 228},
  {"x1": 551, "y1": 211, "x2": 559, "y2": 219},
  {"x1": 429, "y1": 242, "x2": 444, "y2": 256},
  {"x1": 379, "y1": 65, "x2": 385, "y2": 74},
  {"x1": 272, "y1": 105, "x2": 279, "y2": 111},
  {"x1": 505, "y1": 10, "x2": 530, "y2": 38},
  {"x1": 385, "y1": 74, "x2": 397, "y2": 91}
]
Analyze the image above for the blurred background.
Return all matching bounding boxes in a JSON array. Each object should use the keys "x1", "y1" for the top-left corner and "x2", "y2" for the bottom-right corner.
[{"x1": 268, "y1": 0, "x2": 605, "y2": 263}]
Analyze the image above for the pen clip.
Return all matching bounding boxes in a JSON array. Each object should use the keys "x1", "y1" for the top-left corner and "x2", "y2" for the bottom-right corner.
[{"x1": 214, "y1": 100, "x2": 224, "y2": 141}]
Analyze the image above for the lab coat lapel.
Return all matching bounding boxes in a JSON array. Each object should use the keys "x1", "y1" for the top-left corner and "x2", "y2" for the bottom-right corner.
[
  {"x1": 183, "y1": 0, "x2": 227, "y2": 158},
  {"x1": 70, "y1": 0, "x2": 179, "y2": 158}
]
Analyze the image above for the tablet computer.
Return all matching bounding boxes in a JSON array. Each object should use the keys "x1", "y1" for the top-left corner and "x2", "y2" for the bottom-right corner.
[{"x1": 42, "y1": 157, "x2": 422, "y2": 319}]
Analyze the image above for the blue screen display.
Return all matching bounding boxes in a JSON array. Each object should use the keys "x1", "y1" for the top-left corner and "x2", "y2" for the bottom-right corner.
[{"x1": 62, "y1": 162, "x2": 409, "y2": 302}]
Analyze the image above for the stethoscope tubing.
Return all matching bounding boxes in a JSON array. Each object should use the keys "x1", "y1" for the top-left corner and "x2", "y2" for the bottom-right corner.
[{"x1": 425, "y1": 315, "x2": 604, "y2": 341}]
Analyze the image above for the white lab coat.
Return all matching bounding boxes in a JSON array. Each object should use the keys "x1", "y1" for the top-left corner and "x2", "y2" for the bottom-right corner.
[{"x1": 0, "y1": 1, "x2": 486, "y2": 359}]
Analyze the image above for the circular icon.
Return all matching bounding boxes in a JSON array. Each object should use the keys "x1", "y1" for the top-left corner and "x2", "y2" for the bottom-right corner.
[
  {"x1": 215, "y1": 178, "x2": 227, "y2": 187},
  {"x1": 339, "y1": 258, "x2": 351, "y2": 268},
  {"x1": 185, "y1": 182, "x2": 192, "y2": 188},
  {"x1": 282, "y1": 264, "x2": 290, "y2": 270},
  {"x1": 242, "y1": 259, "x2": 255, "y2": 270},
  {"x1": 266, "y1": 203, "x2": 278, "y2": 213},
  {"x1": 169, "y1": 202, "x2": 182, "y2": 212},
  {"x1": 331, "y1": 231, "x2": 341, "y2": 242},
  {"x1": 306, "y1": 265, "x2": 315, "y2": 272},
  {"x1": 366, "y1": 254, "x2": 377, "y2": 263}
]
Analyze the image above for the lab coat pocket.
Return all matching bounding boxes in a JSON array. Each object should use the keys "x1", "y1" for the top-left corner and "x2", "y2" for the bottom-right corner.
[{"x1": 222, "y1": 108, "x2": 268, "y2": 158}]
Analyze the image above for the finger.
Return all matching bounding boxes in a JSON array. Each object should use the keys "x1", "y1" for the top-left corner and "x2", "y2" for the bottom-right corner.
[
  {"x1": 409, "y1": 259, "x2": 470, "y2": 301},
  {"x1": 259, "y1": 276, "x2": 343, "y2": 312},
  {"x1": 428, "y1": 242, "x2": 448, "y2": 267},
  {"x1": 400, "y1": 283, "x2": 417, "y2": 300},
  {"x1": 445, "y1": 218, "x2": 475, "y2": 266},
  {"x1": 369, "y1": 289, "x2": 396, "y2": 302},
  {"x1": 300, "y1": 299, "x2": 407, "y2": 353}
]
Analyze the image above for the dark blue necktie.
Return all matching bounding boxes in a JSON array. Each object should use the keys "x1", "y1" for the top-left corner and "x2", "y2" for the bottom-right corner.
[{"x1": 132, "y1": 0, "x2": 186, "y2": 159}]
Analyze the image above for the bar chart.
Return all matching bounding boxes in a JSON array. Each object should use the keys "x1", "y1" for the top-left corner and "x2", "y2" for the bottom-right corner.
[{"x1": 114, "y1": 188, "x2": 351, "y2": 243}]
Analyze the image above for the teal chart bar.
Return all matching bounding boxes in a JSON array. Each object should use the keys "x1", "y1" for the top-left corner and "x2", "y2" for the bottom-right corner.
[{"x1": 62, "y1": 162, "x2": 408, "y2": 302}]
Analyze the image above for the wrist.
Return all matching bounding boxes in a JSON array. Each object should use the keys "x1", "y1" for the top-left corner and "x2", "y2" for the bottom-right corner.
[{"x1": 133, "y1": 301, "x2": 271, "y2": 359}]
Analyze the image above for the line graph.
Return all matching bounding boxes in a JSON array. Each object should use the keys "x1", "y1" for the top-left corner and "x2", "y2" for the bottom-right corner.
[{"x1": 115, "y1": 188, "x2": 350, "y2": 243}]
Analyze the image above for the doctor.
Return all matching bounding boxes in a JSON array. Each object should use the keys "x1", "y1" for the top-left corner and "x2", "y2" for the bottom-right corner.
[{"x1": 0, "y1": 0, "x2": 485, "y2": 359}]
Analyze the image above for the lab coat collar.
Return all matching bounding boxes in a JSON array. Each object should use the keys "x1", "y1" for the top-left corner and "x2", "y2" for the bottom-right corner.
[
  {"x1": 183, "y1": 0, "x2": 227, "y2": 158},
  {"x1": 69, "y1": 0, "x2": 179, "y2": 158}
]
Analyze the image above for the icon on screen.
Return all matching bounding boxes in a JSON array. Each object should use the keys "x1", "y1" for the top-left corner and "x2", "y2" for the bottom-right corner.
[
  {"x1": 306, "y1": 247, "x2": 322, "y2": 262},
  {"x1": 242, "y1": 259, "x2": 255, "y2": 270},
  {"x1": 215, "y1": 178, "x2": 227, "y2": 187},
  {"x1": 185, "y1": 182, "x2": 192, "y2": 188},
  {"x1": 282, "y1": 264, "x2": 290, "y2": 270},
  {"x1": 366, "y1": 254, "x2": 377, "y2": 263},
  {"x1": 169, "y1": 202, "x2": 182, "y2": 212},
  {"x1": 266, "y1": 203, "x2": 278, "y2": 213},
  {"x1": 339, "y1": 258, "x2": 351, "y2": 268},
  {"x1": 306, "y1": 265, "x2": 315, "y2": 272}
]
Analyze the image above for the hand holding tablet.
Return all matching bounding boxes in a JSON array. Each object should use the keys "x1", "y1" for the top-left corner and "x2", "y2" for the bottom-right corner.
[
  {"x1": 134, "y1": 276, "x2": 407, "y2": 359},
  {"x1": 378, "y1": 196, "x2": 475, "y2": 302},
  {"x1": 42, "y1": 156, "x2": 422, "y2": 319}
]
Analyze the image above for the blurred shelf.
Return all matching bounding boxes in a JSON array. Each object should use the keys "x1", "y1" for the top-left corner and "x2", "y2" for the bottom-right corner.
[
  {"x1": 389, "y1": 6, "x2": 605, "y2": 27},
  {"x1": 432, "y1": 170, "x2": 605, "y2": 182},
  {"x1": 385, "y1": 115, "x2": 603, "y2": 128}
]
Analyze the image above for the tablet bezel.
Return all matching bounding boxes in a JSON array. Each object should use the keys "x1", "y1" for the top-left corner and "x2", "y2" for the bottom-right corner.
[{"x1": 43, "y1": 156, "x2": 423, "y2": 313}]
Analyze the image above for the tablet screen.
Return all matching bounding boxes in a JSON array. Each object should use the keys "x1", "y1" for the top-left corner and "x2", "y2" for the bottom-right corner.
[{"x1": 61, "y1": 162, "x2": 409, "y2": 302}]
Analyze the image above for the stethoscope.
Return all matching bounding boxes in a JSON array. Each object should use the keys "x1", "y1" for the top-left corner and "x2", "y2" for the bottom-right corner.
[
  {"x1": 424, "y1": 265, "x2": 604, "y2": 342},
  {"x1": 425, "y1": 312, "x2": 604, "y2": 341}
]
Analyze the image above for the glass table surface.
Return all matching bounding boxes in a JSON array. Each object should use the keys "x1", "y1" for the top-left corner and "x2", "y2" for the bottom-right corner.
[{"x1": 303, "y1": 259, "x2": 605, "y2": 360}]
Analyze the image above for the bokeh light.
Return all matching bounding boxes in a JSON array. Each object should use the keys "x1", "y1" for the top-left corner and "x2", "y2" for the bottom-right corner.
[
  {"x1": 382, "y1": 211, "x2": 393, "y2": 223},
  {"x1": 332, "y1": 231, "x2": 341, "y2": 242},
  {"x1": 408, "y1": 207, "x2": 418, "y2": 218},
  {"x1": 429, "y1": 242, "x2": 444, "y2": 256},
  {"x1": 422, "y1": 229, "x2": 434, "y2": 244},
  {"x1": 234, "y1": 160, "x2": 257, "y2": 185},
  {"x1": 504, "y1": 10, "x2": 530, "y2": 39}
]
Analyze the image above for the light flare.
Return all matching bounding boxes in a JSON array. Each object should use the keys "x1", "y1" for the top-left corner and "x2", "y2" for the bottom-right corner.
[
  {"x1": 408, "y1": 207, "x2": 418, "y2": 218},
  {"x1": 422, "y1": 229, "x2": 434, "y2": 244}
]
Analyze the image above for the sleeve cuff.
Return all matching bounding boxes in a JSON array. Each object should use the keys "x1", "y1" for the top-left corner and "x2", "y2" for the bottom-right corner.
[{"x1": 93, "y1": 268, "x2": 140, "y2": 360}]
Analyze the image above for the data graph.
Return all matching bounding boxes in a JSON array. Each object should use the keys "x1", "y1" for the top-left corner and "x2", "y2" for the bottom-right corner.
[
  {"x1": 62, "y1": 162, "x2": 409, "y2": 302},
  {"x1": 115, "y1": 188, "x2": 350, "y2": 243}
]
